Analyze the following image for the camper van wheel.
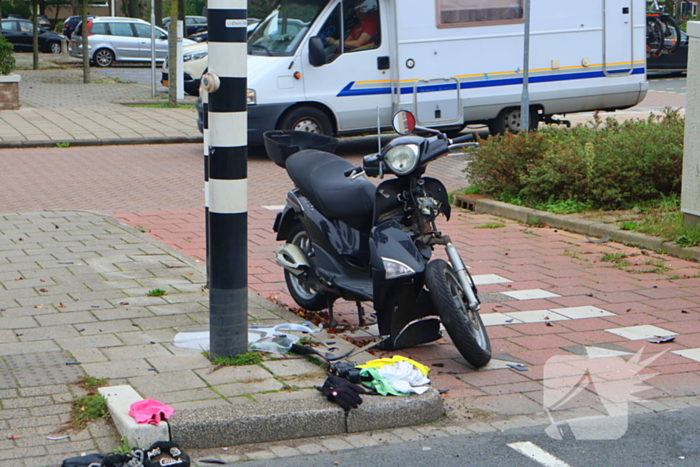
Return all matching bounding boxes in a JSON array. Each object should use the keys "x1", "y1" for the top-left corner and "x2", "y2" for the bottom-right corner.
[
  {"x1": 488, "y1": 107, "x2": 538, "y2": 135},
  {"x1": 280, "y1": 106, "x2": 333, "y2": 135}
]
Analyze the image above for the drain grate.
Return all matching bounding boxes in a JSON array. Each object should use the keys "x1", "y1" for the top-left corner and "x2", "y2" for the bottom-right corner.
[
  {"x1": 14, "y1": 366, "x2": 83, "y2": 387},
  {"x1": 0, "y1": 369, "x2": 18, "y2": 389},
  {"x1": 5, "y1": 351, "x2": 74, "y2": 369},
  {"x1": 2, "y1": 351, "x2": 83, "y2": 387}
]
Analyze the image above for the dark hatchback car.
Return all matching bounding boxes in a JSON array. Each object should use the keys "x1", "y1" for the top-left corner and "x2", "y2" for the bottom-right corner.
[
  {"x1": 62, "y1": 15, "x2": 93, "y2": 39},
  {"x1": 162, "y1": 16, "x2": 207, "y2": 38},
  {"x1": 1, "y1": 19, "x2": 66, "y2": 53},
  {"x1": 647, "y1": 30, "x2": 688, "y2": 75}
]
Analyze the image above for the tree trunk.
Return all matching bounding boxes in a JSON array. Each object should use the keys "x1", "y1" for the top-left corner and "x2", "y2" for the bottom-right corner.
[
  {"x1": 32, "y1": 0, "x2": 39, "y2": 70},
  {"x1": 155, "y1": 0, "x2": 163, "y2": 27},
  {"x1": 82, "y1": 0, "x2": 90, "y2": 83}
]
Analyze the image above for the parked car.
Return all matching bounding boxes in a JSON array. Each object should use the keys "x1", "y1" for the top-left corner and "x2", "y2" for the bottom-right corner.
[
  {"x1": 34, "y1": 14, "x2": 51, "y2": 31},
  {"x1": 162, "y1": 16, "x2": 207, "y2": 37},
  {"x1": 7, "y1": 14, "x2": 22, "y2": 19},
  {"x1": 62, "y1": 15, "x2": 93, "y2": 39},
  {"x1": 1, "y1": 19, "x2": 65, "y2": 53},
  {"x1": 69, "y1": 17, "x2": 196, "y2": 67},
  {"x1": 187, "y1": 18, "x2": 259, "y2": 43},
  {"x1": 160, "y1": 42, "x2": 207, "y2": 96},
  {"x1": 647, "y1": 30, "x2": 688, "y2": 75}
]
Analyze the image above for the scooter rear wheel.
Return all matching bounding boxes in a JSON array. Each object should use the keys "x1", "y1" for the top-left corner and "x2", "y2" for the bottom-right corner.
[
  {"x1": 425, "y1": 259, "x2": 491, "y2": 368},
  {"x1": 284, "y1": 224, "x2": 329, "y2": 311}
]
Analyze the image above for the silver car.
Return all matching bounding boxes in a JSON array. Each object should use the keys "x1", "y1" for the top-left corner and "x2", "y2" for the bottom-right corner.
[{"x1": 69, "y1": 16, "x2": 194, "y2": 67}]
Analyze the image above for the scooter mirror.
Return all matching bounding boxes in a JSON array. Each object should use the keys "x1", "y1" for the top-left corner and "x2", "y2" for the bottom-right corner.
[{"x1": 392, "y1": 110, "x2": 416, "y2": 135}]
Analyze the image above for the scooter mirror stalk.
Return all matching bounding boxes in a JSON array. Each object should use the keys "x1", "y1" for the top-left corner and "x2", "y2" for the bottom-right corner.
[{"x1": 392, "y1": 110, "x2": 416, "y2": 135}]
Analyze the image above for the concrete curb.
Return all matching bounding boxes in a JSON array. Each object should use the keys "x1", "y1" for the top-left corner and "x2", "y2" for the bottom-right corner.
[
  {"x1": 0, "y1": 136, "x2": 203, "y2": 149},
  {"x1": 169, "y1": 389, "x2": 443, "y2": 449},
  {"x1": 455, "y1": 195, "x2": 700, "y2": 262},
  {"x1": 99, "y1": 385, "x2": 169, "y2": 449}
]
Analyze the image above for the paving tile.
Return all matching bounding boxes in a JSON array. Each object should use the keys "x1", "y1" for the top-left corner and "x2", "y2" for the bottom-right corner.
[
  {"x1": 215, "y1": 378, "x2": 285, "y2": 397},
  {"x1": 647, "y1": 372, "x2": 700, "y2": 397},
  {"x1": 467, "y1": 393, "x2": 544, "y2": 415},
  {"x1": 471, "y1": 274, "x2": 512, "y2": 285},
  {"x1": 260, "y1": 359, "x2": 326, "y2": 377},
  {"x1": 549, "y1": 305, "x2": 615, "y2": 320},
  {"x1": 457, "y1": 368, "x2": 532, "y2": 387},
  {"x1": 129, "y1": 369, "x2": 208, "y2": 395},
  {"x1": 671, "y1": 348, "x2": 700, "y2": 363},
  {"x1": 509, "y1": 334, "x2": 577, "y2": 350},
  {"x1": 481, "y1": 313, "x2": 523, "y2": 326},
  {"x1": 194, "y1": 364, "x2": 273, "y2": 386},
  {"x1": 504, "y1": 309, "x2": 569, "y2": 324},
  {"x1": 605, "y1": 325, "x2": 678, "y2": 341},
  {"x1": 502, "y1": 289, "x2": 561, "y2": 300}
]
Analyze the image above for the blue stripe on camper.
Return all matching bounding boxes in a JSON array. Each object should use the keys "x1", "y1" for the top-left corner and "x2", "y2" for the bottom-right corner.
[{"x1": 337, "y1": 67, "x2": 644, "y2": 97}]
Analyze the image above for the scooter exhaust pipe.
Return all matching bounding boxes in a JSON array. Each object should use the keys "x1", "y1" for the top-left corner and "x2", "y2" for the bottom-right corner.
[
  {"x1": 275, "y1": 244, "x2": 310, "y2": 276},
  {"x1": 445, "y1": 243, "x2": 480, "y2": 311}
]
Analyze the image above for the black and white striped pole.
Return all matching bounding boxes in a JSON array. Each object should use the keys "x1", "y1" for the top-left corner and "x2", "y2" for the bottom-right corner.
[
  {"x1": 203, "y1": 88, "x2": 210, "y2": 284},
  {"x1": 204, "y1": 0, "x2": 248, "y2": 358}
]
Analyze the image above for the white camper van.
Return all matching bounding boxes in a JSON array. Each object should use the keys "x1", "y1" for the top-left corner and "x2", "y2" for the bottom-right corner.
[{"x1": 200, "y1": 0, "x2": 648, "y2": 144}]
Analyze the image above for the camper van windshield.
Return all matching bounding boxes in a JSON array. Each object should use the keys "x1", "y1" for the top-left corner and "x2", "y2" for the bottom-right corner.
[{"x1": 248, "y1": 0, "x2": 328, "y2": 56}]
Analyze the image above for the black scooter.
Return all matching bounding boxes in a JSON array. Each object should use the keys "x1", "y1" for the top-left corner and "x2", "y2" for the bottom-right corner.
[{"x1": 264, "y1": 111, "x2": 491, "y2": 368}]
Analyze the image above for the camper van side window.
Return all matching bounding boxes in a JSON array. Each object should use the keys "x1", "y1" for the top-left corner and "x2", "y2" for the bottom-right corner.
[
  {"x1": 318, "y1": 4, "x2": 343, "y2": 62},
  {"x1": 436, "y1": 0, "x2": 524, "y2": 28}
]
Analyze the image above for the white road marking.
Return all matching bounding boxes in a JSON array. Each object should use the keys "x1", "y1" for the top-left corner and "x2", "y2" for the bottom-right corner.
[{"x1": 508, "y1": 441, "x2": 573, "y2": 467}]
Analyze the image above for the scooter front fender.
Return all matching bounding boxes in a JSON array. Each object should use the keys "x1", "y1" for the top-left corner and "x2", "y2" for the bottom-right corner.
[
  {"x1": 273, "y1": 191, "x2": 304, "y2": 241},
  {"x1": 370, "y1": 220, "x2": 426, "y2": 276}
]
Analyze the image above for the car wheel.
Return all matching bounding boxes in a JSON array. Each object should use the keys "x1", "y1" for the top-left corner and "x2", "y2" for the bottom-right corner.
[
  {"x1": 279, "y1": 106, "x2": 333, "y2": 135},
  {"x1": 93, "y1": 48, "x2": 115, "y2": 67},
  {"x1": 49, "y1": 41, "x2": 61, "y2": 54}
]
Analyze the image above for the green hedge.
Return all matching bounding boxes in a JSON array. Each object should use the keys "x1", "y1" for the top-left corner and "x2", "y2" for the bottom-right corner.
[
  {"x1": 466, "y1": 110, "x2": 685, "y2": 210},
  {"x1": 0, "y1": 35, "x2": 16, "y2": 75}
]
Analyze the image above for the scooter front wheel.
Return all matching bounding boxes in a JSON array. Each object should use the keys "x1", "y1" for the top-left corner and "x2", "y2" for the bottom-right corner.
[
  {"x1": 425, "y1": 259, "x2": 491, "y2": 368},
  {"x1": 284, "y1": 224, "x2": 329, "y2": 311}
]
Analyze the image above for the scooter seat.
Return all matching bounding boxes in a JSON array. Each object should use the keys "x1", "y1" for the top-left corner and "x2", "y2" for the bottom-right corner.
[{"x1": 285, "y1": 149, "x2": 375, "y2": 222}]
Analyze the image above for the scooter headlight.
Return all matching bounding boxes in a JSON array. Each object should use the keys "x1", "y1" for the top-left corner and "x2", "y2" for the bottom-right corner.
[
  {"x1": 384, "y1": 144, "x2": 419, "y2": 175},
  {"x1": 382, "y1": 257, "x2": 415, "y2": 279}
]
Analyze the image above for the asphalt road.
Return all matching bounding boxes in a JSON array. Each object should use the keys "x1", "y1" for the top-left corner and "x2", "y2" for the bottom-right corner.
[
  {"x1": 647, "y1": 75, "x2": 687, "y2": 94},
  {"x1": 233, "y1": 406, "x2": 700, "y2": 467}
]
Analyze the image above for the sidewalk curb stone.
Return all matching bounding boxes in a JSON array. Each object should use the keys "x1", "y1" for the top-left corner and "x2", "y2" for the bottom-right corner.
[{"x1": 456, "y1": 195, "x2": 700, "y2": 262}]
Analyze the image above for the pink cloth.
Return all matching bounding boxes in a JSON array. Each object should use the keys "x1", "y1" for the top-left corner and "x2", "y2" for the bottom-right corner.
[{"x1": 129, "y1": 399, "x2": 175, "y2": 425}]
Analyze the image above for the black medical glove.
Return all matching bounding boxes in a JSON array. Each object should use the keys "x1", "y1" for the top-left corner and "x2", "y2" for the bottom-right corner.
[{"x1": 318, "y1": 374, "x2": 367, "y2": 410}]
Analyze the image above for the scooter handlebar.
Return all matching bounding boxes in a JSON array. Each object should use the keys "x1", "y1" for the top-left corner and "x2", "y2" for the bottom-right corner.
[{"x1": 450, "y1": 134, "x2": 476, "y2": 144}]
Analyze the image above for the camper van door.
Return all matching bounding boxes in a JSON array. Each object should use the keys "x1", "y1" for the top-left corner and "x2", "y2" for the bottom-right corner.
[
  {"x1": 604, "y1": 0, "x2": 633, "y2": 75},
  {"x1": 302, "y1": 0, "x2": 393, "y2": 131}
]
